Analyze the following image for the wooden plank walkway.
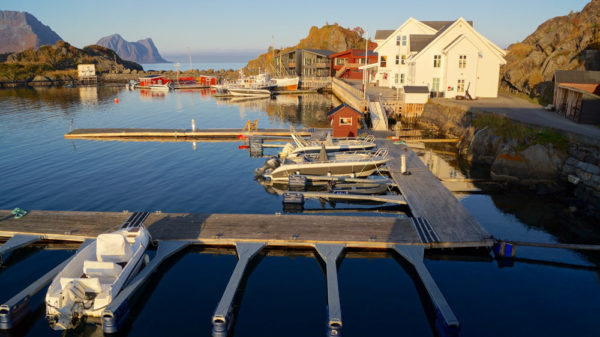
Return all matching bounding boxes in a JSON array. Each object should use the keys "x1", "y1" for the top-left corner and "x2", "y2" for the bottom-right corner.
[
  {"x1": 65, "y1": 128, "x2": 313, "y2": 141},
  {"x1": 376, "y1": 139, "x2": 492, "y2": 244},
  {"x1": 0, "y1": 210, "x2": 491, "y2": 249}
]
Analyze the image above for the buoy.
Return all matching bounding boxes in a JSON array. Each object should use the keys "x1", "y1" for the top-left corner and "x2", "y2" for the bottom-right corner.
[{"x1": 114, "y1": 98, "x2": 119, "y2": 103}]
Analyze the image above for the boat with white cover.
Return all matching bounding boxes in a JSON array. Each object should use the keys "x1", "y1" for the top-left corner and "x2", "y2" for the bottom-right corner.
[
  {"x1": 45, "y1": 223, "x2": 150, "y2": 330},
  {"x1": 281, "y1": 132, "x2": 377, "y2": 158},
  {"x1": 261, "y1": 148, "x2": 389, "y2": 182}
]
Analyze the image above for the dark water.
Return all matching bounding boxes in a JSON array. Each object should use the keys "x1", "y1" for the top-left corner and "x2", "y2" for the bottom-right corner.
[{"x1": 0, "y1": 87, "x2": 599, "y2": 337}]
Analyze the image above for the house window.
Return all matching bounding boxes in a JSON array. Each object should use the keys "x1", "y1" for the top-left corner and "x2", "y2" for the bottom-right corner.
[
  {"x1": 433, "y1": 55, "x2": 441, "y2": 68},
  {"x1": 395, "y1": 73, "x2": 399, "y2": 84},
  {"x1": 457, "y1": 79, "x2": 465, "y2": 93},
  {"x1": 336, "y1": 58, "x2": 347, "y2": 66},
  {"x1": 402, "y1": 35, "x2": 407, "y2": 46},
  {"x1": 396, "y1": 55, "x2": 400, "y2": 65},
  {"x1": 401, "y1": 55, "x2": 406, "y2": 64},
  {"x1": 459, "y1": 55, "x2": 467, "y2": 69},
  {"x1": 339, "y1": 117, "x2": 352, "y2": 126},
  {"x1": 380, "y1": 56, "x2": 387, "y2": 68},
  {"x1": 432, "y1": 78, "x2": 440, "y2": 92},
  {"x1": 396, "y1": 36, "x2": 401, "y2": 46},
  {"x1": 400, "y1": 73, "x2": 405, "y2": 84}
]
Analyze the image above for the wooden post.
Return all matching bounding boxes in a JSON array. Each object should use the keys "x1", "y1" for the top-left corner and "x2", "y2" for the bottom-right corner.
[
  {"x1": 401, "y1": 154, "x2": 406, "y2": 173},
  {"x1": 191, "y1": 119, "x2": 196, "y2": 132}
]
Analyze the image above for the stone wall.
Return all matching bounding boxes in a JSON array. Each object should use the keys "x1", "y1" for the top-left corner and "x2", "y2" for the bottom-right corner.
[{"x1": 561, "y1": 142, "x2": 600, "y2": 211}]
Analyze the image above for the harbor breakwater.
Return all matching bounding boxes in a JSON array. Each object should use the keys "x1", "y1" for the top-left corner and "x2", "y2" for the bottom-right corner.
[{"x1": 418, "y1": 102, "x2": 600, "y2": 218}]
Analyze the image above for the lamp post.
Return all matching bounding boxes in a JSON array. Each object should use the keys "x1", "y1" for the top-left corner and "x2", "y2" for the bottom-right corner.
[{"x1": 363, "y1": 31, "x2": 368, "y2": 100}]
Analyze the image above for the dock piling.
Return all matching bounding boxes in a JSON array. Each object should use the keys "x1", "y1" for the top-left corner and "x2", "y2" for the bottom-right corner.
[
  {"x1": 393, "y1": 245, "x2": 459, "y2": 336},
  {"x1": 0, "y1": 234, "x2": 41, "y2": 264},
  {"x1": 102, "y1": 241, "x2": 190, "y2": 334},
  {"x1": 212, "y1": 242, "x2": 265, "y2": 337},
  {"x1": 0, "y1": 239, "x2": 92, "y2": 330},
  {"x1": 314, "y1": 244, "x2": 345, "y2": 337}
]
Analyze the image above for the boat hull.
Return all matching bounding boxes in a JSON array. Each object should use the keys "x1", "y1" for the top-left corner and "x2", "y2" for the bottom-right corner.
[{"x1": 266, "y1": 159, "x2": 388, "y2": 182}]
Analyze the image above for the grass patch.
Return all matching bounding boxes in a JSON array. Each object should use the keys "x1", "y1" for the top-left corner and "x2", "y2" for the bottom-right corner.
[{"x1": 473, "y1": 114, "x2": 569, "y2": 153}]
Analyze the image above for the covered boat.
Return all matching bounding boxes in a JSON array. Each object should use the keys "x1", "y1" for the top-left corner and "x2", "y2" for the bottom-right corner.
[
  {"x1": 281, "y1": 132, "x2": 376, "y2": 158},
  {"x1": 45, "y1": 224, "x2": 150, "y2": 330},
  {"x1": 261, "y1": 148, "x2": 389, "y2": 182}
]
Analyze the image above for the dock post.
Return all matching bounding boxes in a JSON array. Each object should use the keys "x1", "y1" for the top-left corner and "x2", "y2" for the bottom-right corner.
[
  {"x1": 0, "y1": 240, "x2": 92, "y2": 330},
  {"x1": 0, "y1": 234, "x2": 41, "y2": 264},
  {"x1": 314, "y1": 244, "x2": 345, "y2": 337},
  {"x1": 212, "y1": 242, "x2": 265, "y2": 337},
  {"x1": 192, "y1": 119, "x2": 196, "y2": 132},
  {"x1": 401, "y1": 154, "x2": 406, "y2": 174},
  {"x1": 102, "y1": 241, "x2": 190, "y2": 334},
  {"x1": 393, "y1": 245, "x2": 459, "y2": 336}
]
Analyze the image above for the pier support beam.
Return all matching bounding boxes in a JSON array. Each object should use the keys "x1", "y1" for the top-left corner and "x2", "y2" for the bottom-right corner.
[
  {"x1": 212, "y1": 242, "x2": 265, "y2": 337},
  {"x1": 314, "y1": 244, "x2": 345, "y2": 337},
  {"x1": 102, "y1": 241, "x2": 190, "y2": 334},
  {"x1": 0, "y1": 240, "x2": 92, "y2": 330},
  {"x1": 0, "y1": 234, "x2": 41, "y2": 264},
  {"x1": 393, "y1": 245, "x2": 459, "y2": 336}
]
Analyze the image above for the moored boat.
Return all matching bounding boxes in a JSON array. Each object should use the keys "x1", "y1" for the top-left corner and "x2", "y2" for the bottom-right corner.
[
  {"x1": 272, "y1": 76, "x2": 299, "y2": 91},
  {"x1": 260, "y1": 148, "x2": 389, "y2": 182},
  {"x1": 281, "y1": 132, "x2": 376, "y2": 158},
  {"x1": 45, "y1": 223, "x2": 150, "y2": 330}
]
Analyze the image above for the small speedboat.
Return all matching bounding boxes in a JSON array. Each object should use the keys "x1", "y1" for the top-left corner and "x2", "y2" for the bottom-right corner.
[
  {"x1": 260, "y1": 148, "x2": 389, "y2": 182},
  {"x1": 149, "y1": 83, "x2": 172, "y2": 91},
  {"x1": 45, "y1": 223, "x2": 150, "y2": 330},
  {"x1": 281, "y1": 132, "x2": 376, "y2": 158}
]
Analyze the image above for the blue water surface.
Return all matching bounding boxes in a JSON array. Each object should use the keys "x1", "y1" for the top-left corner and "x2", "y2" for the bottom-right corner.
[{"x1": 0, "y1": 87, "x2": 598, "y2": 337}]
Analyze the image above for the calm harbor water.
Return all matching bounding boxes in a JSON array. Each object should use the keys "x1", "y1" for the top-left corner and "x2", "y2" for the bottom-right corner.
[{"x1": 0, "y1": 87, "x2": 599, "y2": 337}]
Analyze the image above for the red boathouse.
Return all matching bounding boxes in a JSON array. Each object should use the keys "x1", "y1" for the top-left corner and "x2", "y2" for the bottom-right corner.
[{"x1": 327, "y1": 103, "x2": 363, "y2": 137}]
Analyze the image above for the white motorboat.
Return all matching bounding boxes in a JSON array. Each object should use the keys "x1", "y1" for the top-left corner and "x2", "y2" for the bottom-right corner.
[
  {"x1": 281, "y1": 132, "x2": 377, "y2": 158},
  {"x1": 227, "y1": 87, "x2": 272, "y2": 97},
  {"x1": 45, "y1": 223, "x2": 150, "y2": 330},
  {"x1": 260, "y1": 148, "x2": 389, "y2": 182},
  {"x1": 149, "y1": 83, "x2": 172, "y2": 91}
]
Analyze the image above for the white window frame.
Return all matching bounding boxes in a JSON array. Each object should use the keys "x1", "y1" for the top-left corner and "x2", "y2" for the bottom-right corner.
[
  {"x1": 339, "y1": 117, "x2": 352, "y2": 126},
  {"x1": 433, "y1": 55, "x2": 441, "y2": 68}
]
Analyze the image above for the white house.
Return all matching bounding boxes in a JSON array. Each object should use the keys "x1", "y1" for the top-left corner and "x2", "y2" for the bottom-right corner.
[
  {"x1": 373, "y1": 18, "x2": 506, "y2": 98},
  {"x1": 77, "y1": 64, "x2": 96, "y2": 78}
]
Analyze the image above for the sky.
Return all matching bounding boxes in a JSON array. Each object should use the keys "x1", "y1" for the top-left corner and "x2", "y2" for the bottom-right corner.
[{"x1": 3, "y1": 0, "x2": 592, "y2": 62}]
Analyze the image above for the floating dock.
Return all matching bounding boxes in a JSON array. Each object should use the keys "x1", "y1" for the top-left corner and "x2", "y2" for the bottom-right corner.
[{"x1": 64, "y1": 128, "x2": 313, "y2": 141}]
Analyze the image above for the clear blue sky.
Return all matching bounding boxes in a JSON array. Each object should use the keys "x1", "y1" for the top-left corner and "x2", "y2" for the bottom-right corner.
[{"x1": 4, "y1": 0, "x2": 591, "y2": 61}]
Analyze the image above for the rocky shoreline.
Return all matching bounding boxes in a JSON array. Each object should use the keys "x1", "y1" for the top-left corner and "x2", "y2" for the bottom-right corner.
[{"x1": 418, "y1": 102, "x2": 600, "y2": 218}]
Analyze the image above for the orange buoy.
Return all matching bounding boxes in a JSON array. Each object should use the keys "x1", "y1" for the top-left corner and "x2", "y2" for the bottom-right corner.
[{"x1": 114, "y1": 98, "x2": 119, "y2": 103}]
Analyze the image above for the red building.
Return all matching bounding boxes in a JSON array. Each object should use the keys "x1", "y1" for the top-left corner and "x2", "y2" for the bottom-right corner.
[
  {"x1": 330, "y1": 49, "x2": 378, "y2": 79},
  {"x1": 327, "y1": 103, "x2": 363, "y2": 137},
  {"x1": 138, "y1": 75, "x2": 171, "y2": 87},
  {"x1": 197, "y1": 75, "x2": 217, "y2": 86}
]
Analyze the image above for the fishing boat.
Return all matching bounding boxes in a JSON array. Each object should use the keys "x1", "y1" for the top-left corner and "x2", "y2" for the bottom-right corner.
[
  {"x1": 272, "y1": 76, "x2": 299, "y2": 91},
  {"x1": 45, "y1": 222, "x2": 150, "y2": 330},
  {"x1": 281, "y1": 132, "x2": 377, "y2": 158},
  {"x1": 259, "y1": 148, "x2": 389, "y2": 182}
]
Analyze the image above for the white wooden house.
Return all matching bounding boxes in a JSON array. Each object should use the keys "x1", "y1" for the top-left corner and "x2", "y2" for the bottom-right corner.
[{"x1": 373, "y1": 18, "x2": 505, "y2": 98}]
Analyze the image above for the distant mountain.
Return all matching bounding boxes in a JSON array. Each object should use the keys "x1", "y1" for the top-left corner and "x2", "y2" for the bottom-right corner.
[
  {"x1": 501, "y1": 0, "x2": 600, "y2": 103},
  {"x1": 0, "y1": 11, "x2": 63, "y2": 53},
  {"x1": 96, "y1": 34, "x2": 168, "y2": 63}
]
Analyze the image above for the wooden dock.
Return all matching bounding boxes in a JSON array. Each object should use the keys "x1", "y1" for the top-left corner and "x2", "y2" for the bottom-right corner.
[
  {"x1": 64, "y1": 128, "x2": 313, "y2": 141},
  {"x1": 0, "y1": 209, "x2": 491, "y2": 249},
  {"x1": 376, "y1": 139, "x2": 490, "y2": 243}
]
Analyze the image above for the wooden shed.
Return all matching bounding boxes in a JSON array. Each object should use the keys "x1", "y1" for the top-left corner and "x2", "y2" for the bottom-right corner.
[
  {"x1": 327, "y1": 103, "x2": 362, "y2": 137},
  {"x1": 554, "y1": 71, "x2": 600, "y2": 124}
]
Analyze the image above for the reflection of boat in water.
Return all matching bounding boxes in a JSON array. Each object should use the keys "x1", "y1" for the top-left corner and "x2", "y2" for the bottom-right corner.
[
  {"x1": 259, "y1": 148, "x2": 389, "y2": 182},
  {"x1": 228, "y1": 88, "x2": 272, "y2": 97},
  {"x1": 45, "y1": 223, "x2": 150, "y2": 330}
]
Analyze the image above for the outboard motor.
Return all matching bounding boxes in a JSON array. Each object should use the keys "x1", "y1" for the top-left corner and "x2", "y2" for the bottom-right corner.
[{"x1": 254, "y1": 157, "x2": 281, "y2": 176}]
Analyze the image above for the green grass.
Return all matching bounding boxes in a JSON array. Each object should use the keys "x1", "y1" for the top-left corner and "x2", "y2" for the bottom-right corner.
[{"x1": 473, "y1": 114, "x2": 569, "y2": 154}]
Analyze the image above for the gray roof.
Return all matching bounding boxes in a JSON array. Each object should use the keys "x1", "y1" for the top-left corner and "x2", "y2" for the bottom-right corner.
[
  {"x1": 375, "y1": 30, "x2": 395, "y2": 40},
  {"x1": 555, "y1": 70, "x2": 600, "y2": 84},
  {"x1": 410, "y1": 35, "x2": 436, "y2": 52},
  {"x1": 302, "y1": 49, "x2": 336, "y2": 57},
  {"x1": 421, "y1": 20, "x2": 473, "y2": 30},
  {"x1": 404, "y1": 86, "x2": 430, "y2": 94}
]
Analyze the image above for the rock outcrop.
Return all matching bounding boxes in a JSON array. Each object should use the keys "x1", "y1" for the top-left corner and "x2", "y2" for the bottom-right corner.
[
  {"x1": 501, "y1": 0, "x2": 600, "y2": 103},
  {"x1": 96, "y1": 34, "x2": 168, "y2": 64},
  {"x1": 0, "y1": 11, "x2": 63, "y2": 53},
  {"x1": 245, "y1": 23, "x2": 367, "y2": 75}
]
